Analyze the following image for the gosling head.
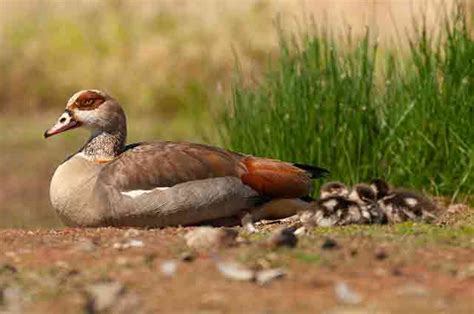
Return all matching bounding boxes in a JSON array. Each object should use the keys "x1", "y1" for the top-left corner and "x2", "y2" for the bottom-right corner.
[
  {"x1": 320, "y1": 181, "x2": 350, "y2": 199},
  {"x1": 370, "y1": 178, "x2": 391, "y2": 200}
]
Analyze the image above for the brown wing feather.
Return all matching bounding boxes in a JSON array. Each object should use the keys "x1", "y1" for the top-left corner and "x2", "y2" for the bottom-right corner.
[
  {"x1": 99, "y1": 142, "x2": 246, "y2": 191},
  {"x1": 99, "y1": 141, "x2": 313, "y2": 198}
]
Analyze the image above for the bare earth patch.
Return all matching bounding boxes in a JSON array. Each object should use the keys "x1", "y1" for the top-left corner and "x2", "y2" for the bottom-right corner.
[{"x1": 1, "y1": 208, "x2": 473, "y2": 313}]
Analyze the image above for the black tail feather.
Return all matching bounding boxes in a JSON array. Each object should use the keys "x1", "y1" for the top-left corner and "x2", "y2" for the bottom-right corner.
[{"x1": 293, "y1": 163, "x2": 329, "y2": 179}]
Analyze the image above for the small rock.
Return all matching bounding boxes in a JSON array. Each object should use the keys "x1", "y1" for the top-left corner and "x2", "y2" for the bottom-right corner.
[
  {"x1": 374, "y1": 247, "x2": 388, "y2": 260},
  {"x1": 216, "y1": 261, "x2": 255, "y2": 281},
  {"x1": 160, "y1": 260, "x2": 178, "y2": 277},
  {"x1": 255, "y1": 268, "x2": 286, "y2": 285},
  {"x1": 392, "y1": 270, "x2": 403, "y2": 278},
  {"x1": 185, "y1": 227, "x2": 238, "y2": 251},
  {"x1": 179, "y1": 252, "x2": 195, "y2": 262},
  {"x1": 215, "y1": 259, "x2": 286, "y2": 285},
  {"x1": 267, "y1": 227, "x2": 298, "y2": 248},
  {"x1": 349, "y1": 248, "x2": 358, "y2": 256},
  {"x1": 85, "y1": 281, "x2": 125, "y2": 313},
  {"x1": 321, "y1": 238, "x2": 339, "y2": 250},
  {"x1": 113, "y1": 239, "x2": 144, "y2": 250},
  {"x1": 294, "y1": 226, "x2": 308, "y2": 236},
  {"x1": 334, "y1": 282, "x2": 362, "y2": 305}
]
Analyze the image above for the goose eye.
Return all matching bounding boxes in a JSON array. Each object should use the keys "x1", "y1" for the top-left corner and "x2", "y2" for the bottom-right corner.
[{"x1": 85, "y1": 99, "x2": 94, "y2": 105}]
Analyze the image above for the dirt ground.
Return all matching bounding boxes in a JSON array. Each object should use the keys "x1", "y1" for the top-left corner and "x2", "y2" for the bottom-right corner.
[{"x1": 0, "y1": 205, "x2": 473, "y2": 314}]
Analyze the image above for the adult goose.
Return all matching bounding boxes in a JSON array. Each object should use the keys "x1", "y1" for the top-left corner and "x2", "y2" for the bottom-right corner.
[{"x1": 44, "y1": 90, "x2": 328, "y2": 227}]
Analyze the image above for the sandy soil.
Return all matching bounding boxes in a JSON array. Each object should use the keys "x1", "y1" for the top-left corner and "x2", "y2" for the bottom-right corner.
[{"x1": 1, "y1": 207, "x2": 473, "y2": 313}]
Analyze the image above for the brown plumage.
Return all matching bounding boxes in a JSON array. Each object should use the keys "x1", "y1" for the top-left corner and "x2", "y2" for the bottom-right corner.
[{"x1": 99, "y1": 143, "x2": 315, "y2": 198}]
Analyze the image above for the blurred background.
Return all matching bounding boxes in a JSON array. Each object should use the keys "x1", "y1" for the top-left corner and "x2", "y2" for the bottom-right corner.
[{"x1": 0, "y1": 0, "x2": 472, "y2": 228}]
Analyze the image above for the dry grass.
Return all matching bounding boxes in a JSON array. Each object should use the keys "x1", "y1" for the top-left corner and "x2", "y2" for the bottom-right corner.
[{"x1": 0, "y1": 0, "x2": 461, "y2": 115}]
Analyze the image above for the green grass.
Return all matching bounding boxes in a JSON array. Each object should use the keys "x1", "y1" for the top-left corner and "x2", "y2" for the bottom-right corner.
[{"x1": 220, "y1": 4, "x2": 473, "y2": 200}]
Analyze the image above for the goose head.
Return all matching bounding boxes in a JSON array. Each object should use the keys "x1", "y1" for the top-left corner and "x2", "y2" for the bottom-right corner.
[{"x1": 44, "y1": 89, "x2": 127, "y2": 138}]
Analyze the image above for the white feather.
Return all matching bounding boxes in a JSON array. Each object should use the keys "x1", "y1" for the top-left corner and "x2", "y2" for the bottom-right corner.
[{"x1": 121, "y1": 187, "x2": 170, "y2": 198}]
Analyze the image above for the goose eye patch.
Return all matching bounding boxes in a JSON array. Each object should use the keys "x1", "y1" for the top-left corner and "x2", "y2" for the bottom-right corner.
[{"x1": 70, "y1": 91, "x2": 105, "y2": 110}]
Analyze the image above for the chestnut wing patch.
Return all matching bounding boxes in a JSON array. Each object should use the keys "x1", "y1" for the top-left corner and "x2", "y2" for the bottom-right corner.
[{"x1": 240, "y1": 157, "x2": 312, "y2": 198}]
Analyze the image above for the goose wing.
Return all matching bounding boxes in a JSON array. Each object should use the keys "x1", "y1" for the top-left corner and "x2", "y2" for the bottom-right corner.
[{"x1": 99, "y1": 141, "x2": 326, "y2": 198}]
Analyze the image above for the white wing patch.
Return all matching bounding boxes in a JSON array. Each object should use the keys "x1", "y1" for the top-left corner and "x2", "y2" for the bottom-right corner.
[{"x1": 121, "y1": 187, "x2": 170, "y2": 198}]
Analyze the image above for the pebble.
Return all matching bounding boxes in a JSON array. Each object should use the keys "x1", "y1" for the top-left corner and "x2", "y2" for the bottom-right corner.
[
  {"x1": 267, "y1": 227, "x2": 298, "y2": 248},
  {"x1": 85, "y1": 281, "x2": 125, "y2": 313},
  {"x1": 160, "y1": 260, "x2": 178, "y2": 277},
  {"x1": 179, "y1": 252, "x2": 196, "y2": 262},
  {"x1": 185, "y1": 227, "x2": 238, "y2": 251},
  {"x1": 113, "y1": 239, "x2": 144, "y2": 250},
  {"x1": 334, "y1": 282, "x2": 362, "y2": 305},
  {"x1": 216, "y1": 261, "x2": 255, "y2": 281},
  {"x1": 216, "y1": 260, "x2": 287, "y2": 285},
  {"x1": 321, "y1": 238, "x2": 339, "y2": 250},
  {"x1": 255, "y1": 268, "x2": 286, "y2": 285},
  {"x1": 374, "y1": 247, "x2": 388, "y2": 260},
  {"x1": 294, "y1": 226, "x2": 308, "y2": 236}
]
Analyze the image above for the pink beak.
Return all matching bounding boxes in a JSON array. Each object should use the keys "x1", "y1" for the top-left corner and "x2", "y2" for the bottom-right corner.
[{"x1": 44, "y1": 111, "x2": 81, "y2": 138}]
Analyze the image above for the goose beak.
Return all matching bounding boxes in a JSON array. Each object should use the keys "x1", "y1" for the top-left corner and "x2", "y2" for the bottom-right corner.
[{"x1": 44, "y1": 111, "x2": 81, "y2": 138}]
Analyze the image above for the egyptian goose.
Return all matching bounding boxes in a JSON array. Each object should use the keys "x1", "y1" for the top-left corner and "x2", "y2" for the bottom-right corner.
[
  {"x1": 370, "y1": 178, "x2": 439, "y2": 223},
  {"x1": 44, "y1": 90, "x2": 328, "y2": 227}
]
